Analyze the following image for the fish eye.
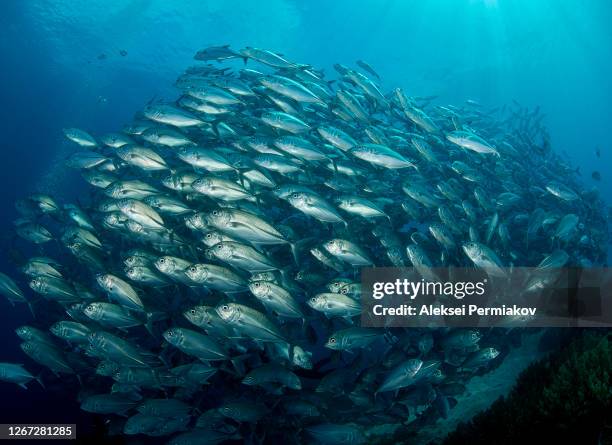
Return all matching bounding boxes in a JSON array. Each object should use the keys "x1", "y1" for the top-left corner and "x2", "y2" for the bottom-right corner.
[
  {"x1": 292, "y1": 193, "x2": 298, "y2": 199},
  {"x1": 159, "y1": 258, "x2": 165, "y2": 263},
  {"x1": 189, "y1": 266, "x2": 196, "y2": 273},
  {"x1": 254, "y1": 282, "x2": 260, "y2": 287},
  {"x1": 190, "y1": 309, "x2": 196, "y2": 315},
  {"x1": 167, "y1": 331, "x2": 173, "y2": 337},
  {"x1": 212, "y1": 210, "x2": 218, "y2": 216},
  {"x1": 206, "y1": 234, "x2": 212, "y2": 239},
  {"x1": 341, "y1": 288, "x2": 348, "y2": 294},
  {"x1": 222, "y1": 305, "x2": 229, "y2": 311},
  {"x1": 217, "y1": 244, "x2": 222, "y2": 249},
  {"x1": 329, "y1": 338, "x2": 336, "y2": 343}
]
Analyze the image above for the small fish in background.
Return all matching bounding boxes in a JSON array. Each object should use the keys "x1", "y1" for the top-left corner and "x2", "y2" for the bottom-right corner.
[
  {"x1": 97, "y1": 53, "x2": 107, "y2": 60},
  {"x1": 119, "y1": 49, "x2": 127, "y2": 57},
  {"x1": 356, "y1": 59, "x2": 380, "y2": 79},
  {"x1": 596, "y1": 146, "x2": 601, "y2": 157},
  {"x1": 194, "y1": 44, "x2": 240, "y2": 62},
  {"x1": 592, "y1": 171, "x2": 601, "y2": 181}
]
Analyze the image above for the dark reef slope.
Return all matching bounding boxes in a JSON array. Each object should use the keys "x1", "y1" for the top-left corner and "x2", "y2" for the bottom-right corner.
[{"x1": 441, "y1": 330, "x2": 612, "y2": 445}]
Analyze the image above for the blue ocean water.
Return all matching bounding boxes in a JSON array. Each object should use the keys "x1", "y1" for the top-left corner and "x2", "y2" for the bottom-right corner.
[{"x1": 0, "y1": 0, "x2": 610, "y2": 441}]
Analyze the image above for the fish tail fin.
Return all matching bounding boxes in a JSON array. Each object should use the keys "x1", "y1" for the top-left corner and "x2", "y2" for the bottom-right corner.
[
  {"x1": 35, "y1": 373, "x2": 45, "y2": 389},
  {"x1": 289, "y1": 242, "x2": 300, "y2": 264},
  {"x1": 288, "y1": 237, "x2": 315, "y2": 265},
  {"x1": 26, "y1": 301, "x2": 37, "y2": 319},
  {"x1": 236, "y1": 171, "x2": 247, "y2": 188},
  {"x1": 230, "y1": 353, "x2": 251, "y2": 377},
  {"x1": 330, "y1": 158, "x2": 339, "y2": 172},
  {"x1": 218, "y1": 363, "x2": 239, "y2": 378},
  {"x1": 158, "y1": 352, "x2": 172, "y2": 369}
]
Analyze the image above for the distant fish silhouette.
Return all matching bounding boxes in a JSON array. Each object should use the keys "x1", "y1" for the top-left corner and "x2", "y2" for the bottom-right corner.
[
  {"x1": 592, "y1": 171, "x2": 601, "y2": 181},
  {"x1": 119, "y1": 49, "x2": 127, "y2": 57},
  {"x1": 596, "y1": 146, "x2": 601, "y2": 157},
  {"x1": 97, "y1": 53, "x2": 107, "y2": 60},
  {"x1": 356, "y1": 60, "x2": 380, "y2": 79}
]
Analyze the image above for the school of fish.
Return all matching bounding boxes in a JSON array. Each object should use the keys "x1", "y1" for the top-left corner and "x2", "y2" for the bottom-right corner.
[{"x1": 0, "y1": 44, "x2": 609, "y2": 444}]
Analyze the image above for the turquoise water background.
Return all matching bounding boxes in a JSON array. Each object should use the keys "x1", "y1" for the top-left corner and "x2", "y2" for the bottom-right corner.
[{"x1": 1, "y1": 0, "x2": 610, "y2": 203}]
